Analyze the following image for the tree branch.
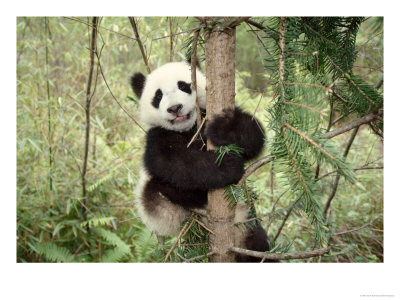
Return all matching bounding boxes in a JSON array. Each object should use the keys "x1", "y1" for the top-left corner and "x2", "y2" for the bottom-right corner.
[
  {"x1": 317, "y1": 166, "x2": 383, "y2": 181},
  {"x1": 230, "y1": 246, "x2": 331, "y2": 260},
  {"x1": 128, "y1": 17, "x2": 151, "y2": 74},
  {"x1": 190, "y1": 28, "x2": 202, "y2": 129},
  {"x1": 95, "y1": 52, "x2": 146, "y2": 133},
  {"x1": 238, "y1": 156, "x2": 275, "y2": 185},
  {"x1": 81, "y1": 17, "x2": 98, "y2": 221},
  {"x1": 273, "y1": 193, "x2": 303, "y2": 241},
  {"x1": 321, "y1": 112, "x2": 380, "y2": 139},
  {"x1": 323, "y1": 126, "x2": 359, "y2": 217}
]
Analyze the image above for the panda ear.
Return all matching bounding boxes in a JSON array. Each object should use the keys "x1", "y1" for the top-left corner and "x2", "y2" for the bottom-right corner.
[
  {"x1": 130, "y1": 72, "x2": 146, "y2": 98},
  {"x1": 187, "y1": 58, "x2": 201, "y2": 70}
]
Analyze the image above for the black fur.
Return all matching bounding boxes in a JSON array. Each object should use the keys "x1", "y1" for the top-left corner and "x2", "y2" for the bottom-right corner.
[
  {"x1": 177, "y1": 81, "x2": 192, "y2": 94},
  {"x1": 236, "y1": 224, "x2": 278, "y2": 262},
  {"x1": 144, "y1": 126, "x2": 245, "y2": 196},
  {"x1": 152, "y1": 89, "x2": 163, "y2": 108},
  {"x1": 144, "y1": 178, "x2": 207, "y2": 210},
  {"x1": 130, "y1": 72, "x2": 146, "y2": 98},
  {"x1": 205, "y1": 108, "x2": 265, "y2": 160},
  {"x1": 187, "y1": 57, "x2": 201, "y2": 69}
]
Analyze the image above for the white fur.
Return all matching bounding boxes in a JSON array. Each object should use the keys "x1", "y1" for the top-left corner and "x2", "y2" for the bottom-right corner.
[
  {"x1": 135, "y1": 167, "x2": 191, "y2": 236},
  {"x1": 234, "y1": 203, "x2": 251, "y2": 248},
  {"x1": 139, "y1": 62, "x2": 206, "y2": 132}
]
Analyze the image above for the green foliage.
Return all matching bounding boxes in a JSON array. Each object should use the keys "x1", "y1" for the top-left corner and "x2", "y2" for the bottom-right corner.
[
  {"x1": 215, "y1": 144, "x2": 244, "y2": 166},
  {"x1": 93, "y1": 228, "x2": 132, "y2": 262},
  {"x1": 17, "y1": 17, "x2": 383, "y2": 262},
  {"x1": 176, "y1": 215, "x2": 209, "y2": 262},
  {"x1": 254, "y1": 17, "x2": 382, "y2": 247},
  {"x1": 35, "y1": 242, "x2": 75, "y2": 262}
]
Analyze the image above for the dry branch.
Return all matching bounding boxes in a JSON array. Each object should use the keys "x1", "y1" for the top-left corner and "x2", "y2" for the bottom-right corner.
[
  {"x1": 164, "y1": 219, "x2": 195, "y2": 262},
  {"x1": 230, "y1": 246, "x2": 331, "y2": 260},
  {"x1": 128, "y1": 17, "x2": 151, "y2": 74}
]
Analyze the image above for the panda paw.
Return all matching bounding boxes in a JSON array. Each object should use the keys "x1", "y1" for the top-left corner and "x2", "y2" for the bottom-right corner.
[
  {"x1": 205, "y1": 109, "x2": 236, "y2": 146},
  {"x1": 219, "y1": 154, "x2": 245, "y2": 184}
]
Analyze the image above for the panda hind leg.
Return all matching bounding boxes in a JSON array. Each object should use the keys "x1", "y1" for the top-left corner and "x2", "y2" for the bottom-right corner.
[{"x1": 238, "y1": 225, "x2": 279, "y2": 263}]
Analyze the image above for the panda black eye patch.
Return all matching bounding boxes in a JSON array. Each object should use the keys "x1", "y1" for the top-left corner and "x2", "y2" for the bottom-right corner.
[
  {"x1": 177, "y1": 81, "x2": 192, "y2": 94},
  {"x1": 152, "y1": 89, "x2": 163, "y2": 108}
]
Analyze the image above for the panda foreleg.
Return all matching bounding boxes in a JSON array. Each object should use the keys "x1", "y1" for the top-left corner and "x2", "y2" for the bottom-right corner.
[{"x1": 145, "y1": 134, "x2": 245, "y2": 191}]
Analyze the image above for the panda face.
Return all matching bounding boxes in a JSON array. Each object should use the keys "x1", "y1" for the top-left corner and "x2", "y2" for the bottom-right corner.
[{"x1": 131, "y1": 62, "x2": 206, "y2": 132}]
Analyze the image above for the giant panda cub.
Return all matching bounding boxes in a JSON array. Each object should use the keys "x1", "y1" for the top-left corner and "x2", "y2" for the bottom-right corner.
[{"x1": 131, "y1": 61, "x2": 272, "y2": 262}]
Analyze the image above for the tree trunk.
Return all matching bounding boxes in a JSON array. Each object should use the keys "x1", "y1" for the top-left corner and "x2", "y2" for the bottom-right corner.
[{"x1": 205, "y1": 18, "x2": 237, "y2": 262}]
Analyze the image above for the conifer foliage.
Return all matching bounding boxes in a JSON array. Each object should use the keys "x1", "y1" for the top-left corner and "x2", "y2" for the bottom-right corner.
[{"x1": 256, "y1": 17, "x2": 382, "y2": 246}]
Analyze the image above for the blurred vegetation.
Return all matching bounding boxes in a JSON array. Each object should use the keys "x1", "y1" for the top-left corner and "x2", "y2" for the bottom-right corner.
[{"x1": 17, "y1": 17, "x2": 383, "y2": 262}]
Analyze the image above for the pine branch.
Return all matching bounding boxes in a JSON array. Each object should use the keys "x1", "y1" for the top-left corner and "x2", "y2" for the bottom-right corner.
[{"x1": 322, "y1": 111, "x2": 380, "y2": 139}]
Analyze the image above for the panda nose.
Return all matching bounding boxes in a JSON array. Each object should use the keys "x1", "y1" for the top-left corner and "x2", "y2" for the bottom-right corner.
[{"x1": 167, "y1": 104, "x2": 183, "y2": 114}]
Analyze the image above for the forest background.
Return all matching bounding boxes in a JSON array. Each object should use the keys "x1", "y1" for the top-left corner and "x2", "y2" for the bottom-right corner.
[{"x1": 16, "y1": 16, "x2": 384, "y2": 263}]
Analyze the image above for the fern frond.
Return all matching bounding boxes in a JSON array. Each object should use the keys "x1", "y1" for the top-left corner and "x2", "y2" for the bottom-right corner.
[
  {"x1": 80, "y1": 216, "x2": 115, "y2": 228},
  {"x1": 35, "y1": 242, "x2": 74, "y2": 262}
]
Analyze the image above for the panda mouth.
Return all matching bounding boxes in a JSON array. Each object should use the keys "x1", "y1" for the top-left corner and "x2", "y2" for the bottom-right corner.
[{"x1": 171, "y1": 112, "x2": 191, "y2": 124}]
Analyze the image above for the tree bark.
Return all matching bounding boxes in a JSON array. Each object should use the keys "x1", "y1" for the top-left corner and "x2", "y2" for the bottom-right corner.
[{"x1": 205, "y1": 18, "x2": 237, "y2": 262}]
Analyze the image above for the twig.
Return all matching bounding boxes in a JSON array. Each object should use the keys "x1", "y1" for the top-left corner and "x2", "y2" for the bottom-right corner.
[
  {"x1": 182, "y1": 251, "x2": 215, "y2": 263},
  {"x1": 187, "y1": 117, "x2": 206, "y2": 148},
  {"x1": 230, "y1": 246, "x2": 331, "y2": 260},
  {"x1": 44, "y1": 17, "x2": 53, "y2": 206},
  {"x1": 237, "y1": 156, "x2": 275, "y2": 185},
  {"x1": 190, "y1": 28, "x2": 202, "y2": 129},
  {"x1": 323, "y1": 126, "x2": 359, "y2": 217},
  {"x1": 375, "y1": 78, "x2": 383, "y2": 90},
  {"x1": 284, "y1": 81, "x2": 332, "y2": 93},
  {"x1": 95, "y1": 52, "x2": 146, "y2": 133},
  {"x1": 317, "y1": 166, "x2": 383, "y2": 181},
  {"x1": 194, "y1": 218, "x2": 215, "y2": 235},
  {"x1": 273, "y1": 193, "x2": 303, "y2": 241},
  {"x1": 252, "y1": 93, "x2": 264, "y2": 120},
  {"x1": 285, "y1": 123, "x2": 334, "y2": 159},
  {"x1": 152, "y1": 28, "x2": 193, "y2": 41},
  {"x1": 283, "y1": 101, "x2": 325, "y2": 116},
  {"x1": 334, "y1": 222, "x2": 373, "y2": 236},
  {"x1": 164, "y1": 219, "x2": 195, "y2": 262},
  {"x1": 128, "y1": 17, "x2": 151, "y2": 74},
  {"x1": 169, "y1": 17, "x2": 174, "y2": 62},
  {"x1": 81, "y1": 17, "x2": 98, "y2": 220},
  {"x1": 322, "y1": 112, "x2": 381, "y2": 139},
  {"x1": 227, "y1": 17, "x2": 251, "y2": 28},
  {"x1": 63, "y1": 17, "x2": 138, "y2": 42}
]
